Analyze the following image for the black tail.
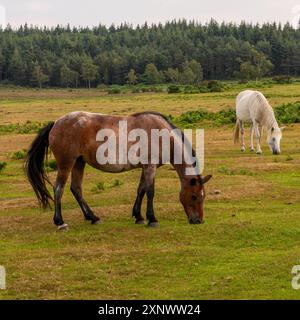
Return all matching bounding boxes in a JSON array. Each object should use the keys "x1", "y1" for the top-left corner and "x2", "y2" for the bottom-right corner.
[{"x1": 25, "y1": 122, "x2": 55, "y2": 209}]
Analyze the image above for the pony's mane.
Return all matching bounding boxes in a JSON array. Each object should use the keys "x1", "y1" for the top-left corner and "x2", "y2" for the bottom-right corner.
[
  {"x1": 132, "y1": 111, "x2": 178, "y2": 130},
  {"x1": 132, "y1": 111, "x2": 198, "y2": 171},
  {"x1": 255, "y1": 92, "x2": 272, "y2": 109}
]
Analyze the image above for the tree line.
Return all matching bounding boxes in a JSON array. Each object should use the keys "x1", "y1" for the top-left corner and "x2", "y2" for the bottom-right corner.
[{"x1": 0, "y1": 20, "x2": 300, "y2": 88}]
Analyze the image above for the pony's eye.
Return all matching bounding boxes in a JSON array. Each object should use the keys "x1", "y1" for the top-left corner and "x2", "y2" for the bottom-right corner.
[
  {"x1": 191, "y1": 195, "x2": 197, "y2": 201},
  {"x1": 272, "y1": 138, "x2": 276, "y2": 142},
  {"x1": 190, "y1": 178, "x2": 197, "y2": 186}
]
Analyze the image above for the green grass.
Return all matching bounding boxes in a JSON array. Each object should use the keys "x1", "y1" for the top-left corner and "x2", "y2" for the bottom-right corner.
[{"x1": 1, "y1": 81, "x2": 300, "y2": 299}]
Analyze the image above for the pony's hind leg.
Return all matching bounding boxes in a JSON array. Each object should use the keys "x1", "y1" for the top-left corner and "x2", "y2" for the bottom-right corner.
[
  {"x1": 132, "y1": 170, "x2": 146, "y2": 224},
  {"x1": 53, "y1": 164, "x2": 73, "y2": 230},
  {"x1": 70, "y1": 157, "x2": 100, "y2": 225},
  {"x1": 239, "y1": 120, "x2": 245, "y2": 152},
  {"x1": 143, "y1": 165, "x2": 158, "y2": 227}
]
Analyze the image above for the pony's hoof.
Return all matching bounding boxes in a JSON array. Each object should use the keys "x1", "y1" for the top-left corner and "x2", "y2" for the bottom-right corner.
[
  {"x1": 148, "y1": 222, "x2": 159, "y2": 228},
  {"x1": 135, "y1": 219, "x2": 145, "y2": 225},
  {"x1": 92, "y1": 219, "x2": 101, "y2": 225},
  {"x1": 241, "y1": 147, "x2": 245, "y2": 152},
  {"x1": 250, "y1": 148, "x2": 255, "y2": 152},
  {"x1": 57, "y1": 223, "x2": 69, "y2": 231},
  {"x1": 256, "y1": 150, "x2": 262, "y2": 155}
]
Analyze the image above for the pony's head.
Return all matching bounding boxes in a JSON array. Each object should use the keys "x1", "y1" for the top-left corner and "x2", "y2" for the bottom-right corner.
[
  {"x1": 180, "y1": 175, "x2": 212, "y2": 224},
  {"x1": 267, "y1": 126, "x2": 284, "y2": 155}
]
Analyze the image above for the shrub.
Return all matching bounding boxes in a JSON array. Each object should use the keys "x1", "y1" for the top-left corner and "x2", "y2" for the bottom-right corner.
[
  {"x1": 183, "y1": 85, "x2": 199, "y2": 94},
  {"x1": 149, "y1": 86, "x2": 163, "y2": 93},
  {"x1": 107, "y1": 88, "x2": 122, "y2": 94},
  {"x1": 140, "y1": 86, "x2": 152, "y2": 92},
  {"x1": 207, "y1": 80, "x2": 224, "y2": 92},
  {"x1": 235, "y1": 80, "x2": 273, "y2": 89},
  {"x1": 167, "y1": 85, "x2": 181, "y2": 94},
  {"x1": 91, "y1": 179, "x2": 123, "y2": 192},
  {"x1": 167, "y1": 114, "x2": 176, "y2": 122},
  {"x1": 97, "y1": 84, "x2": 108, "y2": 91},
  {"x1": 214, "y1": 109, "x2": 236, "y2": 125},
  {"x1": 0, "y1": 162, "x2": 7, "y2": 173},
  {"x1": 275, "y1": 102, "x2": 300, "y2": 123},
  {"x1": 238, "y1": 168, "x2": 253, "y2": 176},
  {"x1": 135, "y1": 86, "x2": 163, "y2": 93},
  {"x1": 177, "y1": 110, "x2": 210, "y2": 124},
  {"x1": 131, "y1": 87, "x2": 141, "y2": 93},
  {"x1": 272, "y1": 75, "x2": 293, "y2": 84},
  {"x1": 10, "y1": 149, "x2": 27, "y2": 160},
  {"x1": 45, "y1": 159, "x2": 57, "y2": 171},
  {"x1": 195, "y1": 80, "x2": 225, "y2": 93},
  {"x1": 112, "y1": 179, "x2": 123, "y2": 187},
  {"x1": 0, "y1": 121, "x2": 50, "y2": 134},
  {"x1": 92, "y1": 182, "x2": 106, "y2": 192},
  {"x1": 197, "y1": 86, "x2": 210, "y2": 93},
  {"x1": 175, "y1": 108, "x2": 236, "y2": 126},
  {"x1": 218, "y1": 165, "x2": 235, "y2": 175}
]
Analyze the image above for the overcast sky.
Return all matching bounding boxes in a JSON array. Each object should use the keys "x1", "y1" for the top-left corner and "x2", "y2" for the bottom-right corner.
[{"x1": 0, "y1": 0, "x2": 300, "y2": 28}]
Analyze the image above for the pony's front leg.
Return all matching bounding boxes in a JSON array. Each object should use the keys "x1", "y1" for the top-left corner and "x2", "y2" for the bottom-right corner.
[
  {"x1": 249, "y1": 124, "x2": 254, "y2": 151},
  {"x1": 70, "y1": 157, "x2": 100, "y2": 225},
  {"x1": 254, "y1": 122, "x2": 262, "y2": 154},
  {"x1": 143, "y1": 165, "x2": 158, "y2": 227},
  {"x1": 132, "y1": 170, "x2": 146, "y2": 224}
]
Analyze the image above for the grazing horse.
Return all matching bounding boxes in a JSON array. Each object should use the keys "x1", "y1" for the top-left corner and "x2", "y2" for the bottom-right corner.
[
  {"x1": 234, "y1": 90, "x2": 284, "y2": 155},
  {"x1": 25, "y1": 111, "x2": 212, "y2": 230}
]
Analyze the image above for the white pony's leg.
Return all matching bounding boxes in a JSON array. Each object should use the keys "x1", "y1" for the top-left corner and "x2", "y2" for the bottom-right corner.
[
  {"x1": 239, "y1": 120, "x2": 245, "y2": 152},
  {"x1": 250, "y1": 124, "x2": 254, "y2": 151},
  {"x1": 258, "y1": 124, "x2": 263, "y2": 144},
  {"x1": 254, "y1": 121, "x2": 262, "y2": 154}
]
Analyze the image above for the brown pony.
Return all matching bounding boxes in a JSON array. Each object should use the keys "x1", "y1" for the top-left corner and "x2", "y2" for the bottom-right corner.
[{"x1": 25, "y1": 111, "x2": 212, "y2": 230}]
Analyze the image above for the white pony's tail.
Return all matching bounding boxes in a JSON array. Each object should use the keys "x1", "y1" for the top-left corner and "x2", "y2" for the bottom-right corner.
[{"x1": 234, "y1": 119, "x2": 239, "y2": 144}]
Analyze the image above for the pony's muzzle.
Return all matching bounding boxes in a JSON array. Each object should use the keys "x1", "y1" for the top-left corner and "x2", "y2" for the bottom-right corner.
[{"x1": 189, "y1": 218, "x2": 204, "y2": 225}]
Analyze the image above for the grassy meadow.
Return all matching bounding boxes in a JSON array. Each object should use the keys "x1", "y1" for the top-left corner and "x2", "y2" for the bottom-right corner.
[{"x1": 1, "y1": 82, "x2": 300, "y2": 299}]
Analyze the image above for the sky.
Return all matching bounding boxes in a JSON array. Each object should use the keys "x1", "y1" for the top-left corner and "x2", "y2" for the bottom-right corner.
[{"x1": 0, "y1": 0, "x2": 300, "y2": 28}]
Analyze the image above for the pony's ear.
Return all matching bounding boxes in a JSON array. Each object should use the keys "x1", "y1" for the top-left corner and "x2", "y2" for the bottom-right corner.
[
  {"x1": 201, "y1": 175, "x2": 212, "y2": 184},
  {"x1": 280, "y1": 126, "x2": 286, "y2": 131}
]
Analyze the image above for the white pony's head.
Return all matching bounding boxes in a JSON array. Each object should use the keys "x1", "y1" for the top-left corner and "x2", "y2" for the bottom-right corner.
[{"x1": 267, "y1": 126, "x2": 284, "y2": 155}]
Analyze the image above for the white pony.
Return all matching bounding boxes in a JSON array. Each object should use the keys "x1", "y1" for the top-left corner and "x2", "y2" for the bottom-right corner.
[{"x1": 234, "y1": 90, "x2": 284, "y2": 155}]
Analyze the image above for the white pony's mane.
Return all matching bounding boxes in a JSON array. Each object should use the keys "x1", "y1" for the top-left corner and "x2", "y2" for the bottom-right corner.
[{"x1": 253, "y1": 91, "x2": 278, "y2": 130}]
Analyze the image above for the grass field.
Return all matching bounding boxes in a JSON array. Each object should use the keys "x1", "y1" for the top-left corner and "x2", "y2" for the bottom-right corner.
[{"x1": 1, "y1": 82, "x2": 300, "y2": 299}]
